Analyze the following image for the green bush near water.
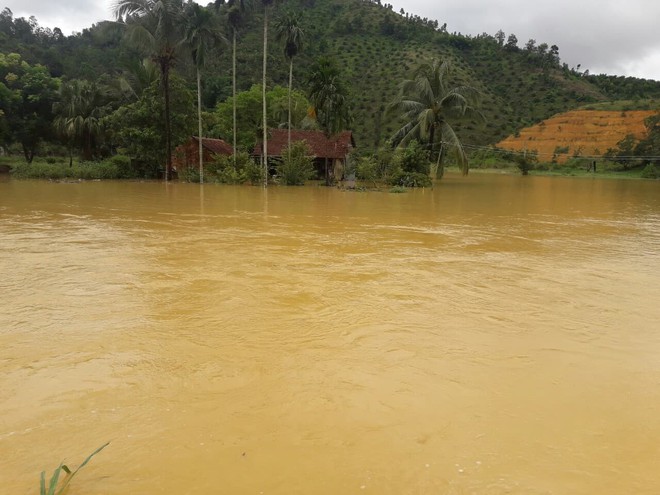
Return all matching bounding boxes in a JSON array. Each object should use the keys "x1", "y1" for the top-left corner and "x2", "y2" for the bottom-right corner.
[
  {"x1": 385, "y1": 141, "x2": 433, "y2": 187},
  {"x1": 641, "y1": 163, "x2": 660, "y2": 179},
  {"x1": 275, "y1": 142, "x2": 315, "y2": 186},
  {"x1": 203, "y1": 152, "x2": 261, "y2": 185},
  {"x1": 9, "y1": 156, "x2": 137, "y2": 180}
]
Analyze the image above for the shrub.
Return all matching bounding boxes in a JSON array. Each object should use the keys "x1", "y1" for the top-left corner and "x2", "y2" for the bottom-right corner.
[
  {"x1": 181, "y1": 167, "x2": 201, "y2": 183},
  {"x1": 387, "y1": 170, "x2": 432, "y2": 188},
  {"x1": 356, "y1": 155, "x2": 379, "y2": 186},
  {"x1": 641, "y1": 163, "x2": 660, "y2": 179},
  {"x1": 393, "y1": 140, "x2": 431, "y2": 175},
  {"x1": 276, "y1": 142, "x2": 315, "y2": 185},
  {"x1": 389, "y1": 185, "x2": 407, "y2": 193},
  {"x1": 108, "y1": 155, "x2": 135, "y2": 179},
  {"x1": 206, "y1": 152, "x2": 258, "y2": 184},
  {"x1": 10, "y1": 160, "x2": 124, "y2": 180}
]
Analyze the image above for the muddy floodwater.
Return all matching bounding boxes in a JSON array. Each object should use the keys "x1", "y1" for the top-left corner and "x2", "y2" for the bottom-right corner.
[{"x1": 1, "y1": 175, "x2": 659, "y2": 494}]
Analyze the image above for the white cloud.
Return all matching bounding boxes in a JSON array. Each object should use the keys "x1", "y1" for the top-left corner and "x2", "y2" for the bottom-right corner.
[
  {"x1": 388, "y1": 0, "x2": 660, "y2": 81},
  {"x1": 3, "y1": 0, "x2": 112, "y2": 35}
]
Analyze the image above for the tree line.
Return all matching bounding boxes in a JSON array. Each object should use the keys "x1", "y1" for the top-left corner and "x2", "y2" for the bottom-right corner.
[
  {"x1": 0, "y1": 1, "x2": 355, "y2": 184},
  {"x1": 0, "y1": 0, "x2": 485, "y2": 184}
]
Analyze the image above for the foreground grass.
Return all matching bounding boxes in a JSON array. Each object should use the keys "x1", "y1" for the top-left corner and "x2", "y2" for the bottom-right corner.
[{"x1": 40, "y1": 442, "x2": 109, "y2": 495}]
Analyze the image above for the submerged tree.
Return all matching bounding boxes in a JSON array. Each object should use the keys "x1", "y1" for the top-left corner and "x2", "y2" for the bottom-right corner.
[
  {"x1": 113, "y1": 0, "x2": 186, "y2": 181},
  {"x1": 390, "y1": 58, "x2": 483, "y2": 177}
]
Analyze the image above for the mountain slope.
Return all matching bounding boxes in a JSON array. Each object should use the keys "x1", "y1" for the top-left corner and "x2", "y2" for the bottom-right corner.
[
  {"x1": 496, "y1": 110, "x2": 655, "y2": 163},
  {"x1": 3, "y1": 0, "x2": 660, "y2": 154}
]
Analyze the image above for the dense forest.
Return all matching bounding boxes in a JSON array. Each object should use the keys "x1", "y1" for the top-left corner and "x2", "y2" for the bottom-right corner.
[{"x1": 1, "y1": 0, "x2": 659, "y2": 181}]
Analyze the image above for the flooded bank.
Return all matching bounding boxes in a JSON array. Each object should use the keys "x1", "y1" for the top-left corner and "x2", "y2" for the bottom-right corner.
[{"x1": 1, "y1": 175, "x2": 659, "y2": 494}]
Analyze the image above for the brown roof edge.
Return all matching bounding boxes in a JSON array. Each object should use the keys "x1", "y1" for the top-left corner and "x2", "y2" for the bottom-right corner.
[
  {"x1": 192, "y1": 136, "x2": 234, "y2": 155},
  {"x1": 253, "y1": 129, "x2": 355, "y2": 158}
]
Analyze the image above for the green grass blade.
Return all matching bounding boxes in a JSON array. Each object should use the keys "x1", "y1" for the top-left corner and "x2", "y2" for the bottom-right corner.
[
  {"x1": 76, "y1": 442, "x2": 110, "y2": 471},
  {"x1": 55, "y1": 442, "x2": 110, "y2": 495},
  {"x1": 47, "y1": 464, "x2": 63, "y2": 495},
  {"x1": 40, "y1": 471, "x2": 46, "y2": 495}
]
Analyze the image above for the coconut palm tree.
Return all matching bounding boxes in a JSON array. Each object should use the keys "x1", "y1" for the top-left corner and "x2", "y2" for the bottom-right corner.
[
  {"x1": 113, "y1": 0, "x2": 186, "y2": 181},
  {"x1": 390, "y1": 58, "x2": 483, "y2": 177},
  {"x1": 183, "y1": 2, "x2": 225, "y2": 184},
  {"x1": 275, "y1": 10, "x2": 304, "y2": 154},
  {"x1": 117, "y1": 58, "x2": 160, "y2": 102}
]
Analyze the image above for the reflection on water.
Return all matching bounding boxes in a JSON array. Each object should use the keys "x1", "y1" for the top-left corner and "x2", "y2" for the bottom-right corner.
[{"x1": 1, "y1": 175, "x2": 660, "y2": 494}]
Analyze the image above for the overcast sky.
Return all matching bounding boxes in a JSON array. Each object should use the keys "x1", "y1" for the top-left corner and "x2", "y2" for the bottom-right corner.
[{"x1": 3, "y1": 0, "x2": 660, "y2": 81}]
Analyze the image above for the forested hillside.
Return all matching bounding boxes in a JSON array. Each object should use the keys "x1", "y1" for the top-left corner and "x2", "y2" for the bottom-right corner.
[{"x1": 1, "y1": 0, "x2": 660, "y2": 170}]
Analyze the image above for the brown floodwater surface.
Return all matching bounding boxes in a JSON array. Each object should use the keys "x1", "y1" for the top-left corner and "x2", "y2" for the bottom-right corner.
[{"x1": 1, "y1": 175, "x2": 659, "y2": 494}]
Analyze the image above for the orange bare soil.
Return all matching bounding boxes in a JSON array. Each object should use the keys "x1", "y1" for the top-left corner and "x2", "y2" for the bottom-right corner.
[{"x1": 497, "y1": 110, "x2": 656, "y2": 163}]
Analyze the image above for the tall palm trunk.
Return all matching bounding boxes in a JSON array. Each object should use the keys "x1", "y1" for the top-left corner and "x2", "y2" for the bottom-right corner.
[
  {"x1": 287, "y1": 57, "x2": 293, "y2": 159},
  {"x1": 428, "y1": 124, "x2": 436, "y2": 177},
  {"x1": 262, "y1": 5, "x2": 269, "y2": 188},
  {"x1": 197, "y1": 67, "x2": 204, "y2": 183},
  {"x1": 232, "y1": 28, "x2": 237, "y2": 168},
  {"x1": 83, "y1": 131, "x2": 93, "y2": 161},
  {"x1": 162, "y1": 60, "x2": 173, "y2": 181}
]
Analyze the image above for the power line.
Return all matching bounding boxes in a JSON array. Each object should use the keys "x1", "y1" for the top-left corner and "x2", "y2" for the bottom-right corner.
[{"x1": 350, "y1": 140, "x2": 660, "y2": 161}]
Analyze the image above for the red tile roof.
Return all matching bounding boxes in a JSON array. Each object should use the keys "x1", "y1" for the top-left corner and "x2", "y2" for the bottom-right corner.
[
  {"x1": 253, "y1": 129, "x2": 355, "y2": 159},
  {"x1": 193, "y1": 136, "x2": 233, "y2": 155}
]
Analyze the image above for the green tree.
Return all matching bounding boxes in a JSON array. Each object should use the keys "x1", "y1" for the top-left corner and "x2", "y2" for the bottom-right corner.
[
  {"x1": 307, "y1": 56, "x2": 352, "y2": 184},
  {"x1": 183, "y1": 2, "x2": 225, "y2": 183},
  {"x1": 113, "y1": 0, "x2": 186, "y2": 181},
  {"x1": 0, "y1": 52, "x2": 58, "y2": 162},
  {"x1": 635, "y1": 112, "x2": 660, "y2": 165},
  {"x1": 212, "y1": 84, "x2": 310, "y2": 151},
  {"x1": 389, "y1": 58, "x2": 483, "y2": 177},
  {"x1": 275, "y1": 10, "x2": 304, "y2": 154},
  {"x1": 107, "y1": 76, "x2": 194, "y2": 177},
  {"x1": 307, "y1": 56, "x2": 351, "y2": 135},
  {"x1": 53, "y1": 79, "x2": 110, "y2": 162}
]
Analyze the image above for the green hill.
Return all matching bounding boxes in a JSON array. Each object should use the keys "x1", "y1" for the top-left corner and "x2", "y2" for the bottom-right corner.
[{"x1": 2, "y1": 0, "x2": 660, "y2": 153}]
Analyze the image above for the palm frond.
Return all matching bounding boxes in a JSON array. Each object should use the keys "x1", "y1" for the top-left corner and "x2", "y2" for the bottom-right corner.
[
  {"x1": 113, "y1": 0, "x2": 149, "y2": 20},
  {"x1": 440, "y1": 121, "x2": 469, "y2": 175}
]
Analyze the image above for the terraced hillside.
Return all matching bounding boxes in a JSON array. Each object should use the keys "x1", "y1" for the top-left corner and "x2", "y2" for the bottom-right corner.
[{"x1": 496, "y1": 110, "x2": 656, "y2": 163}]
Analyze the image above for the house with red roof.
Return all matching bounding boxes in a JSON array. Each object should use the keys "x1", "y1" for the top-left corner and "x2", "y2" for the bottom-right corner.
[
  {"x1": 173, "y1": 136, "x2": 233, "y2": 172},
  {"x1": 253, "y1": 129, "x2": 355, "y2": 182}
]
